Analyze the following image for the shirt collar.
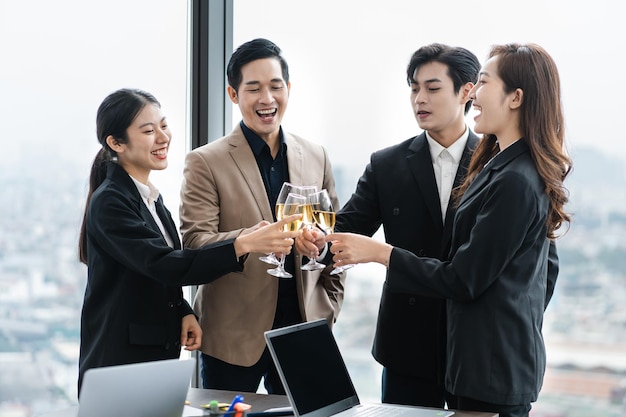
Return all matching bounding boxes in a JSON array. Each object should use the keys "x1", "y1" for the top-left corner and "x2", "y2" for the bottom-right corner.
[
  {"x1": 426, "y1": 127, "x2": 469, "y2": 163},
  {"x1": 240, "y1": 120, "x2": 287, "y2": 157},
  {"x1": 129, "y1": 175, "x2": 160, "y2": 205}
]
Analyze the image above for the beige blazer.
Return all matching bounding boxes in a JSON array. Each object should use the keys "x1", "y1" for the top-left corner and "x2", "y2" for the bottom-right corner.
[{"x1": 179, "y1": 124, "x2": 345, "y2": 366}]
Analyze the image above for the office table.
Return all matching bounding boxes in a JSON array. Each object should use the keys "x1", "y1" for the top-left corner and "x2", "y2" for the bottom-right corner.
[
  {"x1": 186, "y1": 388, "x2": 498, "y2": 417},
  {"x1": 38, "y1": 388, "x2": 498, "y2": 417}
]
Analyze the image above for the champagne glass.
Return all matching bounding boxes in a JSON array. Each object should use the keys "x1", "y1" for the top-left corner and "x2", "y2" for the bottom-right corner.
[
  {"x1": 310, "y1": 191, "x2": 354, "y2": 275},
  {"x1": 267, "y1": 193, "x2": 306, "y2": 278},
  {"x1": 301, "y1": 190, "x2": 332, "y2": 271},
  {"x1": 259, "y1": 182, "x2": 315, "y2": 265}
]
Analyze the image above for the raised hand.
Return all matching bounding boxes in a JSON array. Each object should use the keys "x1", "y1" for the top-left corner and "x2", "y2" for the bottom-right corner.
[
  {"x1": 324, "y1": 232, "x2": 393, "y2": 269},
  {"x1": 234, "y1": 214, "x2": 302, "y2": 258},
  {"x1": 295, "y1": 226, "x2": 326, "y2": 257}
]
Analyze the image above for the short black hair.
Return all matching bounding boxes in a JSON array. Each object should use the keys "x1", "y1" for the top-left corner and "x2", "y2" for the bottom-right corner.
[
  {"x1": 227, "y1": 38, "x2": 290, "y2": 92},
  {"x1": 406, "y1": 43, "x2": 480, "y2": 114}
]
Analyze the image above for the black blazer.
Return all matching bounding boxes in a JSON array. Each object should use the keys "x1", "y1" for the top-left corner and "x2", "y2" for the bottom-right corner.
[
  {"x1": 388, "y1": 139, "x2": 556, "y2": 405},
  {"x1": 78, "y1": 163, "x2": 241, "y2": 393},
  {"x1": 336, "y1": 131, "x2": 479, "y2": 383}
]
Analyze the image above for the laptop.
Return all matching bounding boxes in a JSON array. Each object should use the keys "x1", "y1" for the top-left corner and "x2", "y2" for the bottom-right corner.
[
  {"x1": 265, "y1": 320, "x2": 454, "y2": 417},
  {"x1": 77, "y1": 358, "x2": 196, "y2": 417}
]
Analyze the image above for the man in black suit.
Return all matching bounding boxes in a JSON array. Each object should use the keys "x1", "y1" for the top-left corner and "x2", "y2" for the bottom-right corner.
[{"x1": 297, "y1": 43, "x2": 480, "y2": 407}]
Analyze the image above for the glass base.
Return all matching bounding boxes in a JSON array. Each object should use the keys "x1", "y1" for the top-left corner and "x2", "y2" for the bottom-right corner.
[
  {"x1": 259, "y1": 254, "x2": 280, "y2": 266},
  {"x1": 330, "y1": 263, "x2": 354, "y2": 275},
  {"x1": 267, "y1": 267, "x2": 293, "y2": 278},
  {"x1": 301, "y1": 259, "x2": 326, "y2": 271}
]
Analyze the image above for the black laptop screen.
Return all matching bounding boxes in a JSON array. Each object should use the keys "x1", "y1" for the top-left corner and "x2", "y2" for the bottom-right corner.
[{"x1": 267, "y1": 321, "x2": 358, "y2": 415}]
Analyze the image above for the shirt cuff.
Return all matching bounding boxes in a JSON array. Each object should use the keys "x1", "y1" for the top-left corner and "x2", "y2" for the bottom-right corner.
[{"x1": 317, "y1": 243, "x2": 329, "y2": 261}]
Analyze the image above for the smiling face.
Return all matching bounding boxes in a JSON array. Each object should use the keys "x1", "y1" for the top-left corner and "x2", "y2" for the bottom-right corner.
[
  {"x1": 107, "y1": 103, "x2": 171, "y2": 184},
  {"x1": 410, "y1": 61, "x2": 471, "y2": 146},
  {"x1": 469, "y1": 55, "x2": 523, "y2": 149},
  {"x1": 228, "y1": 57, "x2": 290, "y2": 144}
]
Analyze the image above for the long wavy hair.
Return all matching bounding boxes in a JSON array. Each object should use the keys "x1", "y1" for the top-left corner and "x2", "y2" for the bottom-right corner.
[{"x1": 455, "y1": 43, "x2": 571, "y2": 239}]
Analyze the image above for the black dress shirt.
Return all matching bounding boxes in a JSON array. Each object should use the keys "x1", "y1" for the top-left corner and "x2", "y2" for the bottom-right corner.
[{"x1": 240, "y1": 121, "x2": 301, "y2": 328}]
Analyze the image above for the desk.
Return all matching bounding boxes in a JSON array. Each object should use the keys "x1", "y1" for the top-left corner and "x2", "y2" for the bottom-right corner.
[
  {"x1": 37, "y1": 388, "x2": 498, "y2": 417},
  {"x1": 186, "y1": 388, "x2": 498, "y2": 417},
  {"x1": 186, "y1": 387, "x2": 291, "y2": 411}
]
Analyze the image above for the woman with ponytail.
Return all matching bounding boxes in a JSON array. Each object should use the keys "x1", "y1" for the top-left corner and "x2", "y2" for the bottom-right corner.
[{"x1": 77, "y1": 88, "x2": 300, "y2": 395}]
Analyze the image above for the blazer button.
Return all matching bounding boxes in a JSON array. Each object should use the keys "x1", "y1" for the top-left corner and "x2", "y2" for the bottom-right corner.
[
  {"x1": 165, "y1": 342, "x2": 171, "y2": 350},
  {"x1": 418, "y1": 249, "x2": 426, "y2": 256},
  {"x1": 393, "y1": 208, "x2": 400, "y2": 216},
  {"x1": 176, "y1": 300, "x2": 182, "y2": 306},
  {"x1": 168, "y1": 301, "x2": 174, "y2": 308},
  {"x1": 408, "y1": 297, "x2": 416, "y2": 306}
]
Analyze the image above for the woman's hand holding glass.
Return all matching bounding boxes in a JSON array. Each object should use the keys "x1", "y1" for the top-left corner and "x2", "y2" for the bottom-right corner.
[
  {"x1": 233, "y1": 214, "x2": 302, "y2": 259},
  {"x1": 267, "y1": 193, "x2": 306, "y2": 278},
  {"x1": 323, "y1": 232, "x2": 393, "y2": 270}
]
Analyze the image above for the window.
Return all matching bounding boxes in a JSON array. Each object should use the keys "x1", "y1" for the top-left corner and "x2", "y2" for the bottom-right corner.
[
  {"x1": 2, "y1": 1, "x2": 625, "y2": 416},
  {"x1": 0, "y1": 0, "x2": 188, "y2": 415},
  {"x1": 232, "y1": 0, "x2": 626, "y2": 414}
]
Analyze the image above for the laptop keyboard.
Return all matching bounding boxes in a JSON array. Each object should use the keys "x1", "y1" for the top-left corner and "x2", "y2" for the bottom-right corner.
[{"x1": 343, "y1": 404, "x2": 421, "y2": 416}]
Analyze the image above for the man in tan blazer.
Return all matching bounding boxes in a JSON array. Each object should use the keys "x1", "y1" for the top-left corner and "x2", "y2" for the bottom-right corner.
[{"x1": 179, "y1": 38, "x2": 345, "y2": 394}]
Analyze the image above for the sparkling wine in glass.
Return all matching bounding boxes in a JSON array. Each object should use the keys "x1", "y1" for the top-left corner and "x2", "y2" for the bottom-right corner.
[
  {"x1": 300, "y1": 190, "x2": 328, "y2": 271},
  {"x1": 311, "y1": 190, "x2": 354, "y2": 275},
  {"x1": 301, "y1": 189, "x2": 333, "y2": 271},
  {"x1": 259, "y1": 182, "x2": 315, "y2": 265},
  {"x1": 267, "y1": 193, "x2": 305, "y2": 278}
]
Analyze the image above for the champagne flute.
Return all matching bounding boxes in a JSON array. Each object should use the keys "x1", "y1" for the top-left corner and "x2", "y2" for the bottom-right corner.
[
  {"x1": 267, "y1": 193, "x2": 306, "y2": 278},
  {"x1": 301, "y1": 190, "x2": 332, "y2": 271},
  {"x1": 311, "y1": 190, "x2": 354, "y2": 275},
  {"x1": 259, "y1": 182, "x2": 315, "y2": 265}
]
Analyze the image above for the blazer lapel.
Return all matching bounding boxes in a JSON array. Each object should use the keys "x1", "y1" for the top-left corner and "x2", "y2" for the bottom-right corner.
[
  {"x1": 442, "y1": 131, "x2": 480, "y2": 250},
  {"x1": 227, "y1": 129, "x2": 274, "y2": 220},
  {"x1": 459, "y1": 138, "x2": 529, "y2": 206},
  {"x1": 155, "y1": 196, "x2": 181, "y2": 249},
  {"x1": 285, "y1": 133, "x2": 305, "y2": 186},
  {"x1": 407, "y1": 133, "x2": 443, "y2": 229}
]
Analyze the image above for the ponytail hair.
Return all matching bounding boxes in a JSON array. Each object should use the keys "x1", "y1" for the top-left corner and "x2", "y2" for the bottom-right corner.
[{"x1": 78, "y1": 88, "x2": 160, "y2": 264}]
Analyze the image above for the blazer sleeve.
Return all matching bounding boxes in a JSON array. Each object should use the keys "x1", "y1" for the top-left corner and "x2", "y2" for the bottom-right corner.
[
  {"x1": 88, "y1": 188, "x2": 242, "y2": 287},
  {"x1": 335, "y1": 154, "x2": 383, "y2": 237},
  {"x1": 545, "y1": 239, "x2": 559, "y2": 309},
  {"x1": 388, "y1": 170, "x2": 542, "y2": 301},
  {"x1": 180, "y1": 298, "x2": 195, "y2": 318},
  {"x1": 179, "y1": 149, "x2": 243, "y2": 249}
]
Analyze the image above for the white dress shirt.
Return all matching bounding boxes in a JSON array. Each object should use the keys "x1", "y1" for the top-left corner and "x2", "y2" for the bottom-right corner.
[
  {"x1": 130, "y1": 176, "x2": 176, "y2": 248},
  {"x1": 426, "y1": 128, "x2": 469, "y2": 222}
]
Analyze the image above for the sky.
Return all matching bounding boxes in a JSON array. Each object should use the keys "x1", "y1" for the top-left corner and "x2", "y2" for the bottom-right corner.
[
  {"x1": 231, "y1": 0, "x2": 626, "y2": 166},
  {"x1": 1, "y1": 0, "x2": 625, "y2": 195}
]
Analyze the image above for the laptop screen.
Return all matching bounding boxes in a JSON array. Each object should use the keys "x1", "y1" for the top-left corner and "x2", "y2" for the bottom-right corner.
[{"x1": 265, "y1": 320, "x2": 360, "y2": 417}]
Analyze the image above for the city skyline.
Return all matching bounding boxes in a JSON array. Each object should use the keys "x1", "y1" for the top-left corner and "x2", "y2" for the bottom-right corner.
[{"x1": 2, "y1": 1, "x2": 626, "y2": 416}]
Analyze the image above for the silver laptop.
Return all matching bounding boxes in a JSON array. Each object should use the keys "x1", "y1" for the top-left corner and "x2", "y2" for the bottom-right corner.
[
  {"x1": 77, "y1": 358, "x2": 196, "y2": 417},
  {"x1": 265, "y1": 320, "x2": 454, "y2": 417}
]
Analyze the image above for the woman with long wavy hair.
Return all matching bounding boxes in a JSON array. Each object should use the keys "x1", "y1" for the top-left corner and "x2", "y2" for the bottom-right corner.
[{"x1": 325, "y1": 43, "x2": 571, "y2": 417}]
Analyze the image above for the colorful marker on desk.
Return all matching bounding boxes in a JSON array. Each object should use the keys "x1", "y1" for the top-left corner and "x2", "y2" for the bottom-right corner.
[
  {"x1": 234, "y1": 402, "x2": 251, "y2": 417},
  {"x1": 225, "y1": 395, "x2": 244, "y2": 416}
]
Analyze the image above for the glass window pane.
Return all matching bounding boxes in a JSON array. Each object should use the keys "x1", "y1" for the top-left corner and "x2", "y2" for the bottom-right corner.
[
  {"x1": 0, "y1": 0, "x2": 188, "y2": 414},
  {"x1": 233, "y1": 0, "x2": 626, "y2": 414}
]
